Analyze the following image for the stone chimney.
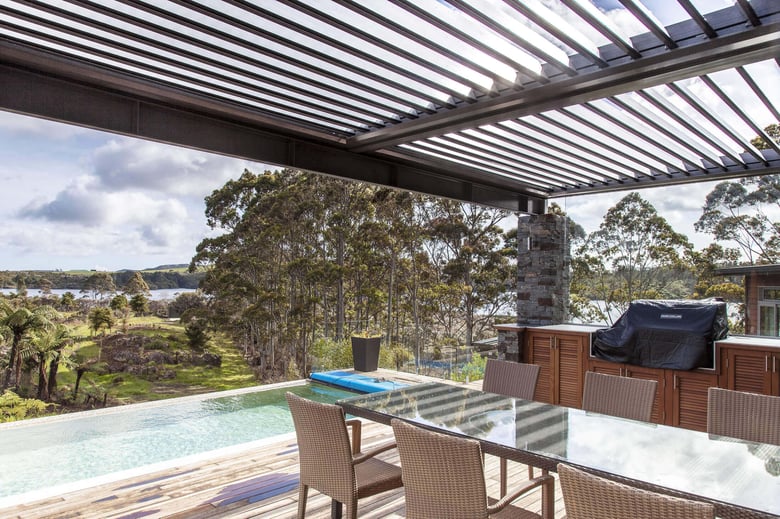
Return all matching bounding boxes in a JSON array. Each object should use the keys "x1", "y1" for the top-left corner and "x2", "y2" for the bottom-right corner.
[{"x1": 517, "y1": 213, "x2": 570, "y2": 325}]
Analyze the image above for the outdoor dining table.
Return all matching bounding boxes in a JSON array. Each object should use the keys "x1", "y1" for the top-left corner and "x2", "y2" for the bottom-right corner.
[{"x1": 337, "y1": 381, "x2": 780, "y2": 519}]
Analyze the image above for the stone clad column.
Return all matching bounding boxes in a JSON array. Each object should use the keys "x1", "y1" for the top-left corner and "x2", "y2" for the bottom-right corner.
[{"x1": 517, "y1": 213, "x2": 570, "y2": 326}]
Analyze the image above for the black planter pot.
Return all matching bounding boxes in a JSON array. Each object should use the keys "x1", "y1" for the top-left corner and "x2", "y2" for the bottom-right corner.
[{"x1": 351, "y1": 336, "x2": 381, "y2": 372}]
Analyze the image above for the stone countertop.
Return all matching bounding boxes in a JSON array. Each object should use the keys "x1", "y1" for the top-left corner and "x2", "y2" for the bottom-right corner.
[
  {"x1": 494, "y1": 323, "x2": 605, "y2": 333},
  {"x1": 716, "y1": 335, "x2": 780, "y2": 350}
]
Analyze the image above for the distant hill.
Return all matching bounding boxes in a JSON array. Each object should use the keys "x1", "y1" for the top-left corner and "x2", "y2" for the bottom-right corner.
[{"x1": 1, "y1": 267, "x2": 204, "y2": 290}]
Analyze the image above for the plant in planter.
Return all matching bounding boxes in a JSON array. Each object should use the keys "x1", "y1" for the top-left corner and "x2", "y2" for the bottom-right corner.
[{"x1": 350, "y1": 331, "x2": 382, "y2": 372}]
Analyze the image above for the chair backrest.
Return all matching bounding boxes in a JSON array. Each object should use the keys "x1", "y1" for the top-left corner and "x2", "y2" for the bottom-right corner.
[
  {"x1": 285, "y1": 392, "x2": 356, "y2": 500},
  {"x1": 558, "y1": 463, "x2": 715, "y2": 519},
  {"x1": 391, "y1": 419, "x2": 489, "y2": 519},
  {"x1": 582, "y1": 371, "x2": 657, "y2": 422},
  {"x1": 707, "y1": 387, "x2": 780, "y2": 445},
  {"x1": 482, "y1": 359, "x2": 540, "y2": 400}
]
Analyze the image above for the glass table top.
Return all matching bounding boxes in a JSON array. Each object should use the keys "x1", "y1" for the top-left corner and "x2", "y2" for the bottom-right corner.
[{"x1": 338, "y1": 382, "x2": 780, "y2": 517}]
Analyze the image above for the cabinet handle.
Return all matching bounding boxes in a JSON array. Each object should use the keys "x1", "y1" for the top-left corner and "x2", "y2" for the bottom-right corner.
[
  {"x1": 673, "y1": 374, "x2": 678, "y2": 390},
  {"x1": 768, "y1": 355, "x2": 771, "y2": 372}
]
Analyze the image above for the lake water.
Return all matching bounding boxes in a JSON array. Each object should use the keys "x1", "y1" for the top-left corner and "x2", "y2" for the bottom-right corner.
[{"x1": 0, "y1": 288, "x2": 196, "y2": 301}]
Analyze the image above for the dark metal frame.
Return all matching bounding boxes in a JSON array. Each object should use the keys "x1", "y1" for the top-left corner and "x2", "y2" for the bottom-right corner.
[{"x1": 1, "y1": 0, "x2": 779, "y2": 212}]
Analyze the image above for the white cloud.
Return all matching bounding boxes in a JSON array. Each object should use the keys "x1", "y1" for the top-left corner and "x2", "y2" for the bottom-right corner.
[{"x1": 89, "y1": 138, "x2": 244, "y2": 197}]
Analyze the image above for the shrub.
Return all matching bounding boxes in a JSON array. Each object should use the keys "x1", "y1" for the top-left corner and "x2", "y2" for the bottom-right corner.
[{"x1": 0, "y1": 390, "x2": 48, "y2": 423}]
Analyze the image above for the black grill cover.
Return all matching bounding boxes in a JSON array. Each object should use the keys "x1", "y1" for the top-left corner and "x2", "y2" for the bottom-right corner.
[{"x1": 592, "y1": 300, "x2": 728, "y2": 370}]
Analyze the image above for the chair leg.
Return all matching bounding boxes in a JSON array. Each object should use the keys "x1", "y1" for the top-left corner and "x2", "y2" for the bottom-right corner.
[
  {"x1": 330, "y1": 499, "x2": 343, "y2": 519},
  {"x1": 499, "y1": 457, "x2": 508, "y2": 497},
  {"x1": 540, "y1": 474, "x2": 555, "y2": 519},
  {"x1": 297, "y1": 485, "x2": 308, "y2": 519}
]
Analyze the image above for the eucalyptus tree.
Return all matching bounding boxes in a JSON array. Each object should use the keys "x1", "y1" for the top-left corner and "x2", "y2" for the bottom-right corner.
[
  {"x1": 0, "y1": 300, "x2": 58, "y2": 390},
  {"x1": 421, "y1": 198, "x2": 513, "y2": 346},
  {"x1": 575, "y1": 193, "x2": 693, "y2": 324},
  {"x1": 695, "y1": 124, "x2": 780, "y2": 265}
]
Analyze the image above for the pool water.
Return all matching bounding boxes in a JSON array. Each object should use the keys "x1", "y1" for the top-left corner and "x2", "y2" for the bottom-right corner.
[{"x1": 0, "y1": 381, "x2": 354, "y2": 503}]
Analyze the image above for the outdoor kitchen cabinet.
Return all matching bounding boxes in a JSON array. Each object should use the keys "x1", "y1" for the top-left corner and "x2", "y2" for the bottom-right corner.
[
  {"x1": 524, "y1": 325, "x2": 594, "y2": 408},
  {"x1": 716, "y1": 338, "x2": 780, "y2": 396},
  {"x1": 666, "y1": 368, "x2": 718, "y2": 432},
  {"x1": 587, "y1": 358, "x2": 666, "y2": 424}
]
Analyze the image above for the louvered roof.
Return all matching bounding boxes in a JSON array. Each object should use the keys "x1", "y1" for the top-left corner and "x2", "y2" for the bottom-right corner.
[{"x1": 1, "y1": 1, "x2": 779, "y2": 213}]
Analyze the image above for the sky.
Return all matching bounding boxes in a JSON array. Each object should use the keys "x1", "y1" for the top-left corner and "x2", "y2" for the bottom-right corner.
[{"x1": 0, "y1": 0, "x2": 775, "y2": 272}]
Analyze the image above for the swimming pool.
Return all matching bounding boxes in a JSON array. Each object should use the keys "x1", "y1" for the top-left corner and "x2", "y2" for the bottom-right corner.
[{"x1": 0, "y1": 380, "x2": 355, "y2": 505}]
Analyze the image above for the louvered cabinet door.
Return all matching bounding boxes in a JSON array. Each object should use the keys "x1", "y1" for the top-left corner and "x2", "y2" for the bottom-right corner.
[
  {"x1": 525, "y1": 331, "x2": 554, "y2": 404},
  {"x1": 525, "y1": 329, "x2": 589, "y2": 407},
  {"x1": 556, "y1": 333, "x2": 586, "y2": 408},
  {"x1": 719, "y1": 345, "x2": 779, "y2": 396},
  {"x1": 668, "y1": 369, "x2": 718, "y2": 432}
]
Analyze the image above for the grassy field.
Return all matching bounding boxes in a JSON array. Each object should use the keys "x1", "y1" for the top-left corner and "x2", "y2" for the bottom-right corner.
[{"x1": 56, "y1": 316, "x2": 258, "y2": 407}]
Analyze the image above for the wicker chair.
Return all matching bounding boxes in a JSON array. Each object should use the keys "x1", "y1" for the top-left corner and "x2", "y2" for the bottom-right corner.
[
  {"x1": 285, "y1": 392, "x2": 403, "y2": 519},
  {"x1": 391, "y1": 418, "x2": 555, "y2": 519},
  {"x1": 581, "y1": 371, "x2": 657, "y2": 422},
  {"x1": 558, "y1": 463, "x2": 714, "y2": 519},
  {"x1": 483, "y1": 359, "x2": 540, "y2": 400},
  {"x1": 482, "y1": 360, "x2": 543, "y2": 496},
  {"x1": 707, "y1": 387, "x2": 780, "y2": 445}
]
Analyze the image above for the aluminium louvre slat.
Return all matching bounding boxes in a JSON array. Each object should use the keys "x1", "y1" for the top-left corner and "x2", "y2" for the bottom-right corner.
[
  {"x1": 560, "y1": 0, "x2": 641, "y2": 59},
  {"x1": 425, "y1": 135, "x2": 575, "y2": 188},
  {"x1": 277, "y1": 0, "x2": 492, "y2": 97},
  {"x1": 334, "y1": 0, "x2": 517, "y2": 94},
  {"x1": 531, "y1": 112, "x2": 669, "y2": 180},
  {"x1": 447, "y1": 0, "x2": 577, "y2": 77},
  {"x1": 737, "y1": 66, "x2": 780, "y2": 123},
  {"x1": 700, "y1": 74, "x2": 780, "y2": 157},
  {"x1": 408, "y1": 138, "x2": 571, "y2": 190},
  {"x1": 3, "y1": 7, "x2": 371, "y2": 134},
  {"x1": 21, "y1": 1, "x2": 391, "y2": 130},
  {"x1": 89, "y1": 5, "x2": 425, "y2": 123},
  {"x1": 502, "y1": 0, "x2": 608, "y2": 69},
  {"x1": 151, "y1": 0, "x2": 443, "y2": 115},
  {"x1": 578, "y1": 101, "x2": 706, "y2": 176},
  {"x1": 401, "y1": 141, "x2": 564, "y2": 191},
  {"x1": 609, "y1": 94, "x2": 730, "y2": 170},
  {"x1": 636, "y1": 88, "x2": 741, "y2": 167},
  {"x1": 221, "y1": 0, "x2": 476, "y2": 104},
  {"x1": 7, "y1": 29, "x2": 367, "y2": 138},
  {"x1": 496, "y1": 119, "x2": 648, "y2": 181},
  {"x1": 69, "y1": 0, "x2": 406, "y2": 124},
  {"x1": 618, "y1": 0, "x2": 677, "y2": 49},
  {"x1": 668, "y1": 81, "x2": 767, "y2": 165},
  {"x1": 469, "y1": 126, "x2": 625, "y2": 184},
  {"x1": 390, "y1": 0, "x2": 549, "y2": 85},
  {"x1": 677, "y1": 0, "x2": 718, "y2": 39},
  {"x1": 440, "y1": 132, "x2": 598, "y2": 188},
  {"x1": 736, "y1": 0, "x2": 762, "y2": 27},
  {"x1": 118, "y1": 1, "x2": 437, "y2": 118}
]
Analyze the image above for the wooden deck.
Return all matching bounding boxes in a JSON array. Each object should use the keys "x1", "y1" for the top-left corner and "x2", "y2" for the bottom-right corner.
[
  {"x1": 1, "y1": 420, "x2": 565, "y2": 518},
  {"x1": 0, "y1": 372, "x2": 567, "y2": 518}
]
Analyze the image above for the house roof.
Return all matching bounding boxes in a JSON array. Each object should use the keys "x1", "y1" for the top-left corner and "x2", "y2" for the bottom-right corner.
[
  {"x1": 1, "y1": 1, "x2": 779, "y2": 213},
  {"x1": 715, "y1": 264, "x2": 780, "y2": 276}
]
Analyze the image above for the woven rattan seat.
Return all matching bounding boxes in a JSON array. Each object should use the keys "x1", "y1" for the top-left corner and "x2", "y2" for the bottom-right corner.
[
  {"x1": 707, "y1": 387, "x2": 780, "y2": 445},
  {"x1": 581, "y1": 371, "x2": 657, "y2": 422},
  {"x1": 391, "y1": 418, "x2": 554, "y2": 519},
  {"x1": 482, "y1": 360, "x2": 545, "y2": 496},
  {"x1": 286, "y1": 392, "x2": 403, "y2": 519},
  {"x1": 558, "y1": 463, "x2": 714, "y2": 519}
]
